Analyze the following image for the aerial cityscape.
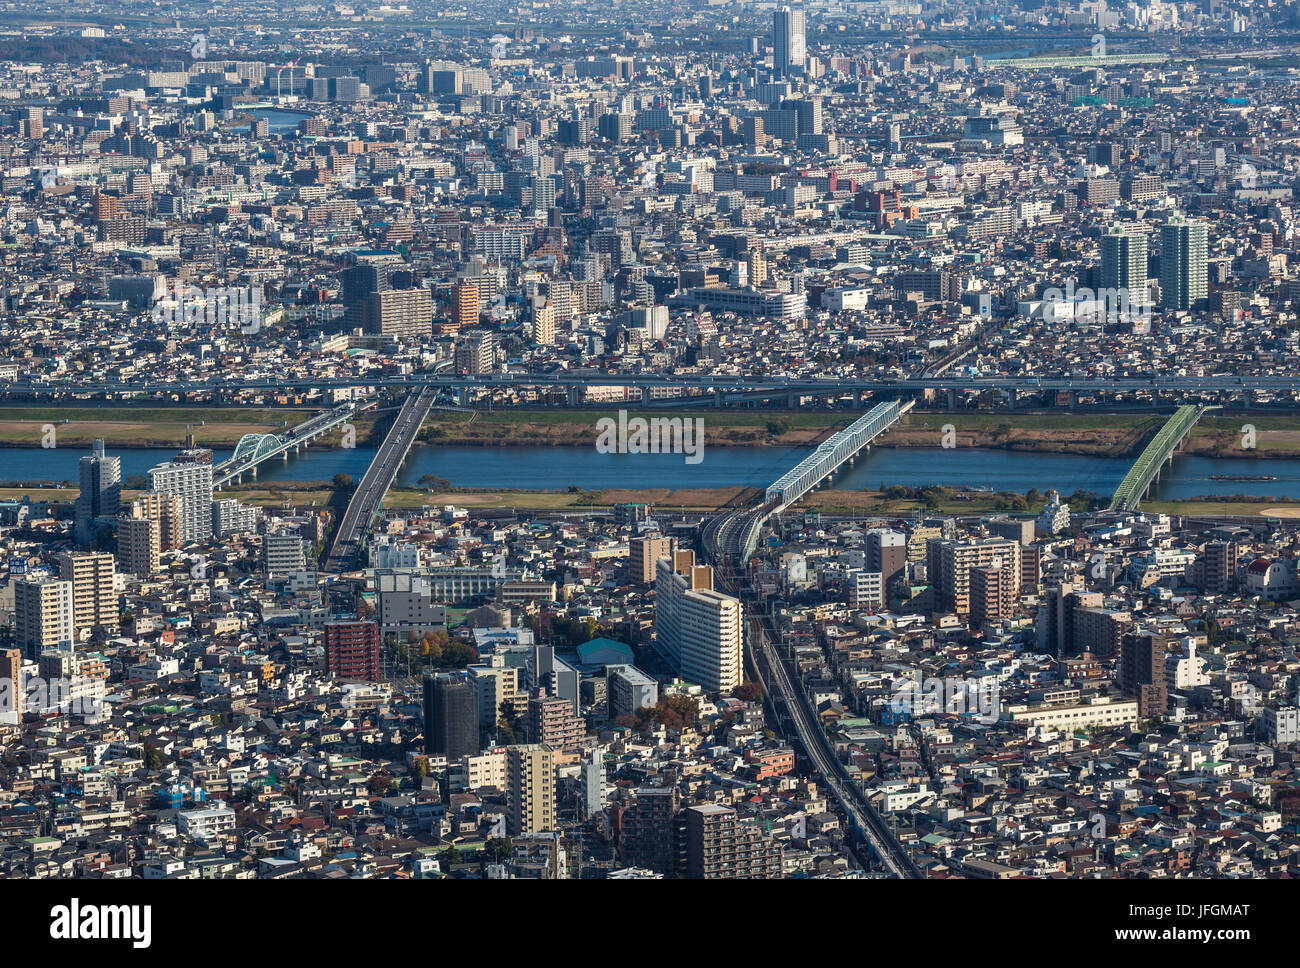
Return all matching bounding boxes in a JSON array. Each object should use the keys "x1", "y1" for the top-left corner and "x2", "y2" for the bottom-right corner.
[{"x1": 0, "y1": 0, "x2": 1296, "y2": 899}]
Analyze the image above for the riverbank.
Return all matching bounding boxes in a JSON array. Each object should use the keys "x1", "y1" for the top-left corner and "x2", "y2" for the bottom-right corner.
[
  {"x1": 4, "y1": 407, "x2": 1300, "y2": 458},
  {"x1": 4, "y1": 480, "x2": 1299, "y2": 518}
]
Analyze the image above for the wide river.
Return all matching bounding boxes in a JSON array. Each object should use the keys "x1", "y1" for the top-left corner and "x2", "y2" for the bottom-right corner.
[{"x1": 5, "y1": 444, "x2": 1300, "y2": 501}]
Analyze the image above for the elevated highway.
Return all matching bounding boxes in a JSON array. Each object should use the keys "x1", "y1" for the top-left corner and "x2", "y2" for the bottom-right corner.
[
  {"x1": 701, "y1": 404, "x2": 923, "y2": 878},
  {"x1": 321, "y1": 388, "x2": 436, "y2": 574}
]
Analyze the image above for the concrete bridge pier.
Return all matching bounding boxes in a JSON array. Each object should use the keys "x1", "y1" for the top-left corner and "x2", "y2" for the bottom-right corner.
[{"x1": 947, "y1": 389, "x2": 957, "y2": 409}]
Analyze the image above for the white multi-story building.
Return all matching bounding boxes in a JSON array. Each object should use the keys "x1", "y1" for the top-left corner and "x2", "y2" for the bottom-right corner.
[
  {"x1": 655, "y1": 551, "x2": 743, "y2": 693},
  {"x1": 848, "y1": 569, "x2": 883, "y2": 609},
  {"x1": 264, "y1": 532, "x2": 308, "y2": 578},
  {"x1": 14, "y1": 578, "x2": 75, "y2": 655},
  {"x1": 1166, "y1": 637, "x2": 1210, "y2": 691},
  {"x1": 177, "y1": 803, "x2": 237, "y2": 842},
  {"x1": 1262, "y1": 706, "x2": 1300, "y2": 745},
  {"x1": 147, "y1": 459, "x2": 214, "y2": 543}
]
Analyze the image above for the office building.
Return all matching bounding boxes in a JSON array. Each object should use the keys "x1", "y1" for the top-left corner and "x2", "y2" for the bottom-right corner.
[
  {"x1": 773, "y1": 6, "x2": 806, "y2": 78},
  {"x1": 1159, "y1": 214, "x2": 1209, "y2": 311},
  {"x1": 323, "y1": 621, "x2": 381, "y2": 681},
  {"x1": 75, "y1": 439, "x2": 120, "y2": 546},
  {"x1": 423, "y1": 672, "x2": 479, "y2": 758},
  {"x1": 57, "y1": 552, "x2": 118, "y2": 639},
  {"x1": 14, "y1": 578, "x2": 75, "y2": 656},
  {"x1": 147, "y1": 460, "x2": 214, "y2": 544},
  {"x1": 655, "y1": 550, "x2": 743, "y2": 693},
  {"x1": 506, "y1": 744, "x2": 555, "y2": 835}
]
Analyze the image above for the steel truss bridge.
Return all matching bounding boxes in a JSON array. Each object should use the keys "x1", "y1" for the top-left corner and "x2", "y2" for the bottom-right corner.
[
  {"x1": 1108, "y1": 405, "x2": 1212, "y2": 511},
  {"x1": 212, "y1": 401, "x2": 365, "y2": 488}
]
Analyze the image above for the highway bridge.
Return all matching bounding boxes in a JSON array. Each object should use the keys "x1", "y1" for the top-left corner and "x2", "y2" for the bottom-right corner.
[
  {"x1": 7, "y1": 372, "x2": 1300, "y2": 404},
  {"x1": 321, "y1": 388, "x2": 436, "y2": 574},
  {"x1": 213, "y1": 401, "x2": 365, "y2": 488},
  {"x1": 1108, "y1": 405, "x2": 1210, "y2": 511},
  {"x1": 701, "y1": 399, "x2": 913, "y2": 566}
]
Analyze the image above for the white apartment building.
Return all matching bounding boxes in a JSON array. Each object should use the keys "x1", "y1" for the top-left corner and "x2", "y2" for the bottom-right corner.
[
  {"x1": 14, "y1": 578, "x2": 75, "y2": 654},
  {"x1": 147, "y1": 460, "x2": 214, "y2": 543},
  {"x1": 655, "y1": 551, "x2": 743, "y2": 693}
]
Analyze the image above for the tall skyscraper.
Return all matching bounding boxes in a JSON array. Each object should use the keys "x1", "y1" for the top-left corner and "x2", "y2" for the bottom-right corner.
[
  {"x1": 147, "y1": 460, "x2": 214, "y2": 544},
  {"x1": 506, "y1": 744, "x2": 555, "y2": 835},
  {"x1": 424, "y1": 672, "x2": 479, "y2": 758},
  {"x1": 1159, "y1": 213, "x2": 1208, "y2": 311},
  {"x1": 14, "y1": 578, "x2": 75, "y2": 656},
  {"x1": 57, "y1": 552, "x2": 118, "y2": 639},
  {"x1": 1100, "y1": 224, "x2": 1149, "y2": 300},
  {"x1": 654, "y1": 550, "x2": 743, "y2": 693},
  {"x1": 75, "y1": 439, "x2": 121, "y2": 546},
  {"x1": 773, "y1": 6, "x2": 806, "y2": 78}
]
